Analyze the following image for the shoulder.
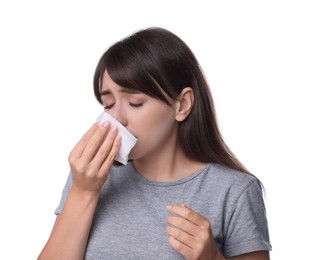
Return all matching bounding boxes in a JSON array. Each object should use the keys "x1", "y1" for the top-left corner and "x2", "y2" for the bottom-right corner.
[
  {"x1": 201, "y1": 163, "x2": 264, "y2": 210},
  {"x1": 206, "y1": 163, "x2": 259, "y2": 192}
]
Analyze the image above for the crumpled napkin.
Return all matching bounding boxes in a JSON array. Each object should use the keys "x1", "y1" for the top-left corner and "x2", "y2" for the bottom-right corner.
[{"x1": 96, "y1": 112, "x2": 137, "y2": 165}]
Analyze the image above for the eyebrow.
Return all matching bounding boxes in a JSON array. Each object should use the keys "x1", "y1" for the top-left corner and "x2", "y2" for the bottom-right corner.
[{"x1": 99, "y1": 88, "x2": 142, "y2": 96}]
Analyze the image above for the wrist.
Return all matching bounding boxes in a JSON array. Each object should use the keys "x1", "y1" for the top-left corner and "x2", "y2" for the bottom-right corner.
[
  {"x1": 58, "y1": 186, "x2": 100, "y2": 218},
  {"x1": 68, "y1": 185, "x2": 100, "y2": 205}
]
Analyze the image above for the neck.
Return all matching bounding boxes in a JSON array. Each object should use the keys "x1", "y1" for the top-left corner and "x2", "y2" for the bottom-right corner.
[{"x1": 132, "y1": 144, "x2": 206, "y2": 182}]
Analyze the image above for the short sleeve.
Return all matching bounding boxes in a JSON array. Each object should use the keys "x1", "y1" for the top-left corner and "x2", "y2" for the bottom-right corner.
[
  {"x1": 54, "y1": 172, "x2": 73, "y2": 215},
  {"x1": 223, "y1": 180, "x2": 272, "y2": 257}
]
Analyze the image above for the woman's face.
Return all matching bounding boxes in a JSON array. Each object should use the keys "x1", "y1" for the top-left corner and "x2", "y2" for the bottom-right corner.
[{"x1": 100, "y1": 71, "x2": 178, "y2": 161}]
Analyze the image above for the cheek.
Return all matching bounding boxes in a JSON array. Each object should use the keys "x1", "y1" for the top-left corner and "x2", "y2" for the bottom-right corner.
[{"x1": 128, "y1": 107, "x2": 176, "y2": 155}]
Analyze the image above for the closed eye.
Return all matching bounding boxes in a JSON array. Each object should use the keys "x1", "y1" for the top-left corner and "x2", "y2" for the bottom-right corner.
[
  {"x1": 129, "y1": 103, "x2": 143, "y2": 108},
  {"x1": 103, "y1": 103, "x2": 114, "y2": 110}
]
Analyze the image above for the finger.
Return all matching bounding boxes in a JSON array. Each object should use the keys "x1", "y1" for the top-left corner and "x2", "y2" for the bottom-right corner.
[
  {"x1": 68, "y1": 123, "x2": 99, "y2": 161},
  {"x1": 167, "y1": 205, "x2": 206, "y2": 226},
  {"x1": 99, "y1": 134, "x2": 122, "y2": 175},
  {"x1": 80, "y1": 122, "x2": 112, "y2": 163},
  {"x1": 166, "y1": 225, "x2": 195, "y2": 249},
  {"x1": 167, "y1": 215, "x2": 199, "y2": 237},
  {"x1": 167, "y1": 236, "x2": 193, "y2": 258},
  {"x1": 91, "y1": 126, "x2": 120, "y2": 170}
]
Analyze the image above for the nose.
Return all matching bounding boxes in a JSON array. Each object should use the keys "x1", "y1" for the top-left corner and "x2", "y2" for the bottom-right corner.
[{"x1": 109, "y1": 106, "x2": 128, "y2": 127}]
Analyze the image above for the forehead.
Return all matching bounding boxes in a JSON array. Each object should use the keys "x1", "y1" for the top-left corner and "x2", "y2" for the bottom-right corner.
[{"x1": 100, "y1": 71, "x2": 142, "y2": 95}]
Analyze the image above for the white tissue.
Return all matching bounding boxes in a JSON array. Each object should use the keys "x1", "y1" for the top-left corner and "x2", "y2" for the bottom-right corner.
[{"x1": 96, "y1": 112, "x2": 137, "y2": 165}]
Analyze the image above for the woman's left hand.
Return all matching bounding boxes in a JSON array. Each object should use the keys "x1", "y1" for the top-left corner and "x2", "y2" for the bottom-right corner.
[{"x1": 166, "y1": 204, "x2": 221, "y2": 260}]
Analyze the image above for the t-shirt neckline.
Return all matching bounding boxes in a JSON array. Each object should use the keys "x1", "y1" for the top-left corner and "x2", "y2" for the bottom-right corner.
[{"x1": 128, "y1": 162, "x2": 210, "y2": 187}]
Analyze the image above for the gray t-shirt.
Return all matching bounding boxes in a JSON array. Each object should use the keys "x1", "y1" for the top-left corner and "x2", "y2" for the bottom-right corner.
[{"x1": 55, "y1": 162, "x2": 271, "y2": 259}]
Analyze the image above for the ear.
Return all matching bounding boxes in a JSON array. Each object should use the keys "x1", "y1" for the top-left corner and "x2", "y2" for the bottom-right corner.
[{"x1": 175, "y1": 87, "x2": 194, "y2": 122}]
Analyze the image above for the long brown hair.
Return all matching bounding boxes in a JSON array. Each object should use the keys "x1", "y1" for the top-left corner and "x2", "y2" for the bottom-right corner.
[{"x1": 93, "y1": 27, "x2": 250, "y2": 175}]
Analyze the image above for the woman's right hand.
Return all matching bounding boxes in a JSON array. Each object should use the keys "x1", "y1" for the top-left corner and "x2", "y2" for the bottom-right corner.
[
  {"x1": 38, "y1": 122, "x2": 121, "y2": 260},
  {"x1": 68, "y1": 121, "x2": 122, "y2": 194}
]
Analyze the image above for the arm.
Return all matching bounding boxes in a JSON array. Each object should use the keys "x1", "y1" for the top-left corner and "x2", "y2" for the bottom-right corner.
[
  {"x1": 38, "y1": 188, "x2": 99, "y2": 260},
  {"x1": 38, "y1": 123, "x2": 121, "y2": 260}
]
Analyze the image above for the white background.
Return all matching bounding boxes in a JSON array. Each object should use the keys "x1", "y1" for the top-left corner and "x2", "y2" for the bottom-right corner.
[{"x1": 0, "y1": 1, "x2": 318, "y2": 259}]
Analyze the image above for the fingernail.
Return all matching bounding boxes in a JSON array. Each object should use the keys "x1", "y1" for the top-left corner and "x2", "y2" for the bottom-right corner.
[{"x1": 166, "y1": 205, "x2": 172, "y2": 210}]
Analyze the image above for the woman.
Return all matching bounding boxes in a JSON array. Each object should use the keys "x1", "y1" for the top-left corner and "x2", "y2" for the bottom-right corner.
[{"x1": 38, "y1": 27, "x2": 271, "y2": 259}]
